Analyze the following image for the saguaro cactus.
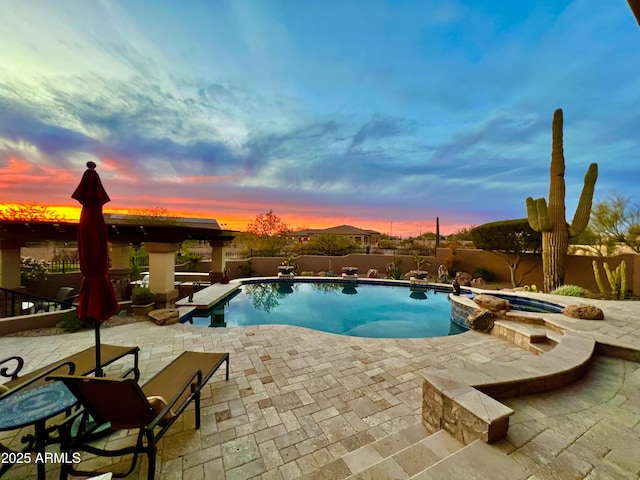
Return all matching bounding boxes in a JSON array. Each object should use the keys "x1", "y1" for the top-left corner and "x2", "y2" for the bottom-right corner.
[{"x1": 526, "y1": 109, "x2": 598, "y2": 292}]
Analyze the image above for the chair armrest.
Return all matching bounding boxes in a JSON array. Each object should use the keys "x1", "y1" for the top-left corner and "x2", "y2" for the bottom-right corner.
[
  {"x1": 147, "y1": 370, "x2": 203, "y2": 430},
  {"x1": 62, "y1": 294, "x2": 80, "y2": 308},
  {"x1": 121, "y1": 367, "x2": 140, "y2": 381},
  {"x1": 0, "y1": 356, "x2": 25, "y2": 381},
  {"x1": 5, "y1": 360, "x2": 76, "y2": 397}
]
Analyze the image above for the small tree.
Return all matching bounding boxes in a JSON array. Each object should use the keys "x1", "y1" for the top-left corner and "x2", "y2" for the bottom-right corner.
[
  {"x1": 589, "y1": 192, "x2": 640, "y2": 254},
  {"x1": 241, "y1": 211, "x2": 291, "y2": 257},
  {"x1": 246, "y1": 210, "x2": 291, "y2": 236},
  {"x1": 471, "y1": 219, "x2": 542, "y2": 288},
  {"x1": 305, "y1": 234, "x2": 355, "y2": 256}
]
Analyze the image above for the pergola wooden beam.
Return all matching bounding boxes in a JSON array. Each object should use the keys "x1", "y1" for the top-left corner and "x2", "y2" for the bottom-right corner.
[{"x1": 629, "y1": 0, "x2": 640, "y2": 25}]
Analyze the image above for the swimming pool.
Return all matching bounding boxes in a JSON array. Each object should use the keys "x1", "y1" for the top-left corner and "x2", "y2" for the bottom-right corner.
[{"x1": 182, "y1": 280, "x2": 466, "y2": 339}]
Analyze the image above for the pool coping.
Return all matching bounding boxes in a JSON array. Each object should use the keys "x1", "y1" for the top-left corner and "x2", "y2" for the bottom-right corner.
[{"x1": 423, "y1": 286, "x2": 640, "y2": 446}]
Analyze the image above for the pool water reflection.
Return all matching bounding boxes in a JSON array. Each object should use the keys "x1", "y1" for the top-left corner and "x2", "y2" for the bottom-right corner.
[{"x1": 183, "y1": 281, "x2": 466, "y2": 339}]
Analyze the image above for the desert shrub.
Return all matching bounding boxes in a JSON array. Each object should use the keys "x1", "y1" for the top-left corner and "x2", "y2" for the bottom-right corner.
[
  {"x1": 474, "y1": 267, "x2": 496, "y2": 282},
  {"x1": 132, "y1": 285, "x2": 153, "y2": 297},
  {"x1": 378, "y1": 239, "x2": 396, "y2": 249},
  {"x1": 176, "y1": 251, "x2": 202, "y2": 270},
  {"x1": 60, "y1": 309, "x2": 85, "y2": 333},
  {"x1": 444, "y1": 253, "x2": 459, "y2": 275},
  {"x1": 386, "y1": 257, "x2": 403, "y2": 279},
  {"x1": 551, "y1": 285, "x2": 589, "y2": 297},
  {"x1": 237, "y1": 260, "x2": 254, "y2": 277}
]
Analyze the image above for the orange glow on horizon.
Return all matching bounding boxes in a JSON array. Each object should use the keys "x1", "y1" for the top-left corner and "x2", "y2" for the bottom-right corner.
[{"x1": 0, "y1": 203, "x2": 465, "y2": 237}]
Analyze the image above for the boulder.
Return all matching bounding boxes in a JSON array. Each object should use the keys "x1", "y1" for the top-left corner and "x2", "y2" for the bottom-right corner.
[
  {"x1": 561, "y1": 304, "x2": 604, "y2": 320},
  {"x1": 455, "y1": 271, "x2": 473, "y2": 286},
  {"x1": 471, "y1": 277, "x2": 487, "y2": 287},
  {"x1": 467, "y1": 309, "x2": 495, "y2": 332},
  {"x1": 366, "y1": 269, "x2": 379, "y2": 278},
  {"x1": 473, "y1": 294, "x2": 510, "y2": 313},
  {"x1": 148, "y1": 308, "x2": 180, "y2": 326}
]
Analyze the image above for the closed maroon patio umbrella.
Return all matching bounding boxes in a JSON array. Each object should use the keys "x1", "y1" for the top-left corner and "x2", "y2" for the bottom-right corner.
[{"x1": 72, "y1": 161, "x2": 119, "y2": 377}]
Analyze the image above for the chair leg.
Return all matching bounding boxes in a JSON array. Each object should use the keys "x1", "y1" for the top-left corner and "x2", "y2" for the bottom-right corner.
[
  {"x1": 146, "y1": 431, "x2": 156, "y2": 480},
  {"x1": 195, "y1": 391, "x2": 201, "y2": 429}
]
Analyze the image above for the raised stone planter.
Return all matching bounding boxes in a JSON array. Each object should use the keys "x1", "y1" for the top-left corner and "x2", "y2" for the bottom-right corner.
[
  {"x1": 132, "y1": 302, "x2": 155, "y2": 317},
  {"x1": 148, "y1": 308, "x2": 180, "y2": 326},
  {"x1": 277, "y1": 265, "x2": 295, "y2": 276},
  {"x1": 410, "y1": 270, "x2": 428, "y2": 280},
  {"x1": 341, "y1": 267, "x2": 358, "y2": 275}
]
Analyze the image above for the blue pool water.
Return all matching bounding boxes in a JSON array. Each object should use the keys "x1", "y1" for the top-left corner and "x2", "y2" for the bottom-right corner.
[{"x1": 183, "y1": 281, "x2": 466, "y2": 338}]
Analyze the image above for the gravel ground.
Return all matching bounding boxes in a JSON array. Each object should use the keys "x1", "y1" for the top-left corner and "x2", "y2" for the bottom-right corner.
[{"x1": 2, "y1": 314, "x2": 149, "y2": 337}]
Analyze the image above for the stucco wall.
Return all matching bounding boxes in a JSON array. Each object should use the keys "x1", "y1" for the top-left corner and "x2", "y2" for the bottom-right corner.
[
  {"x1": 23, "y1": 250, "x2": 638, "y2": 298},
  {"x1": 223, "y1": 249, "x2": 638, "y2": 295}
]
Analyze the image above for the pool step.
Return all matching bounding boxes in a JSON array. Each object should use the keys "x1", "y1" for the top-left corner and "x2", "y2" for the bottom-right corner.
[{"x1": 493, "y1": 319, "x2": 562, "y2": 355}]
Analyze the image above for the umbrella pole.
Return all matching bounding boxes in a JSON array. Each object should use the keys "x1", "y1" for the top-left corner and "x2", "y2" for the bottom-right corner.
[{"x1": 94, "y1": 322, "x2": 103, "y2": 377}]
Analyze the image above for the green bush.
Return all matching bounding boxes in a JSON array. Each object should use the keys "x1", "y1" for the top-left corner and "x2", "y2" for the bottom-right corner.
[
  {"x1": 551, "y1": 285, "x2": 589, "y2": 297},
  {"x1": 132, "y1": 285, "x2": 153, "y2": 297},
  {"x1": 237, "y1": 260, "x2": 254, "y2": 277},
  {"x1": 386, "y1": 257, "x2": 403, "y2": 279},
  {"x1": 474, "y1": 267, "x2": 496, "y2": 282},
  {"x1": 20, "y1": 257, "x2": 49, "y2": 282},
  {"x1": 60, "y1": 309, "x2": 86, "y2": 333}
]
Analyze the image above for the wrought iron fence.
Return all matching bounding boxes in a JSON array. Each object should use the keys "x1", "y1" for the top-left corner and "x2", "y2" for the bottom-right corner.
[
  {"x1": 225, "y1": 245, "x2": 437, "y2": 259},
  {"x1": 45, "y1": 255, "x2": 150, "y2": 274},
  {"x1": 48, "y1": 259, "x2": 81, "y2": 273},
  {"x1": 0, "y1": 288, "x2": 70, "y2": 318}
]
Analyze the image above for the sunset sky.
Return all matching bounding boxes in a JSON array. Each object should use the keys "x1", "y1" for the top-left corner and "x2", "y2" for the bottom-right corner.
[{"x1": 1, "y1": 1, "x2": 638, "y2": 237}]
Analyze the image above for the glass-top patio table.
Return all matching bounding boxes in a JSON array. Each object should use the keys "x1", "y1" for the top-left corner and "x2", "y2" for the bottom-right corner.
[{"x1": 0, "y1": 381, "x2": 77, "y2": 480}]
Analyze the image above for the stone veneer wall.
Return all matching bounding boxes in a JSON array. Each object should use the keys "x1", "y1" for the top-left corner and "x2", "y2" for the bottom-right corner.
[{"x1": 449, "y1": 294, "x2": 475, "y2": 330}]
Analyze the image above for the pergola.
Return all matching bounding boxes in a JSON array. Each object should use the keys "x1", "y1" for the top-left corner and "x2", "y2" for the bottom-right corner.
[
  {"x1": 629, "y1": 0, "x2": 640, "y2": 25},
  {"x1": 0, "y1": 214, "x2": 236, "y2": 306}
]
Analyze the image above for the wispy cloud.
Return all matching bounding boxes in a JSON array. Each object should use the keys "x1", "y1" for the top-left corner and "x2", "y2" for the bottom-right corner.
[{"x1": 0, "y1": 0, "x2": 638, "y2": 235}]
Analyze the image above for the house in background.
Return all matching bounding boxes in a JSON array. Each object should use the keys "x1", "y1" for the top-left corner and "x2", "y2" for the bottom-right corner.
[{"x1": 287, "y1": 225, "x2": 381, "y2": 246}]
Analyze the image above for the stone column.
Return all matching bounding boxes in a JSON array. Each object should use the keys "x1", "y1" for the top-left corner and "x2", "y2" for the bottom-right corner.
[
  {"x1": 109, "y1": 242, "x2": 131, "y2": 301},
  {"x1": 0, "y1": 239, "x2": 26, "y2": 316},
  {"x1": 209, "y1": 240, "x2": 228, "y2": 282},
  {"x1": 633, "y1": 254, "x2": 640, "y2": 297},
  {"x1": 145, "y1": 242, "x2": 179, "y2": 308},
  {"x1": 0, "y1": 240, "x2": 25, "y2": 289}
]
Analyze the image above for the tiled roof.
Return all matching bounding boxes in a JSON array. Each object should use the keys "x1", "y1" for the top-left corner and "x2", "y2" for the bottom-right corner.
[{"x1": 291, "y1": 225, "x2": 380, "y2": 236}]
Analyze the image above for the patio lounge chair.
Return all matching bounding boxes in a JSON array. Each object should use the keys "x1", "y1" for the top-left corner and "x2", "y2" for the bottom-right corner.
[
  {"x1": 0, "y1": 345, "x2": 140, "y2": 398},
  {"x1": 35, "y1": 286, "x2": 78, "y2": 312},
  {"x1": 51, "y1": 351, "x2": 230, "y2": 480}
]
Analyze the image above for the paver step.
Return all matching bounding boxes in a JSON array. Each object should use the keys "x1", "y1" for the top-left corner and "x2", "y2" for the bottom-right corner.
[
  {"x1": 344, "y1": 428, "x2": 464, "y2": 479},
  {"x1": 493, "y1": 319, "x2": 562, "y2": 354},
  {"x1": 409, "y1": 439, "x2": 530, "y2": 480},
  {"x1": 298, "y1": 422, "x2": 432, "y2": 480},
  {"x1": 530, "y1": 340, "x2": 556, "y2": 354}
]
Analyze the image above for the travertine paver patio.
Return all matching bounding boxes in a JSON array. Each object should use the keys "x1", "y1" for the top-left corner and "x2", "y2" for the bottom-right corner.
[{"x1": 0, "y1": 293, "x2": 639, "y2": 479}]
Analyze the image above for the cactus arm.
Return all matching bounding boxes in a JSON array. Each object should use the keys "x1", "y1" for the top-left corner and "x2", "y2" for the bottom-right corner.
[
  {"x1": 603, "y1": 262, "x2": 617, "y2": 295},
  {"x1": 569, "y1": 163, "x2": 599, "y2": 238},
  {"x1": 536, "y1": 198, "x2": 552, "y2": 231},
  {"x1": 527, "y1": 197, "x2": 552, "y2": 232},
  {"x1": 526, "y1": 197, "x2": 540, "y2": 231},
  {"x1": 592, "y1": 261, "x2": 607, "y2": 297},
  {"x1": 620, "y1": 261, "x2": 627, "y2": 298}
]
